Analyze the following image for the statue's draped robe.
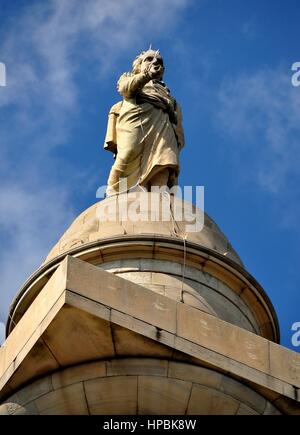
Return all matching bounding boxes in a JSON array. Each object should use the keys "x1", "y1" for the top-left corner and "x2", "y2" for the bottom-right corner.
[{"x1": 105, "y1": 72, "x2": 184, "y2": 195}]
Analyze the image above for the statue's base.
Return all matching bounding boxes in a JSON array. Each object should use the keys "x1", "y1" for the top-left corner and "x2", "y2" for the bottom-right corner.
[{"x1": 1, "y1": 194, "x2": 296, "y2": 414}]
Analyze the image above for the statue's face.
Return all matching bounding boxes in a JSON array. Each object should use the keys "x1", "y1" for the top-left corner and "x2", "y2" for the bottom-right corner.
[{"x1": 140, "y1": 50, "x2": 164, "y2": 79}]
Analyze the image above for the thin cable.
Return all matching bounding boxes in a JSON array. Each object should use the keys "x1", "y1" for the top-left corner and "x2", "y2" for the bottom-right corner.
[
  {"x1": 162, "y1": 190, "x2": 187, "y2": 302},
  {"x1": 181, "y1": 234, "x2": 187, "y2": 297}
]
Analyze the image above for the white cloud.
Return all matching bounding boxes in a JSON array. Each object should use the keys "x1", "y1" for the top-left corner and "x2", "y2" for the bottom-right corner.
[
  {"x1": 0, "y1": 182, "x2": 75, "y2": 323},
  {"x1": 217, "y1": 67, "x2": 300, "y2": 194},
  {"x1": 0, "y1": 322, "x2": 5, "y2": 346},
  {"x1": 0, "y1": 0, "x2": 190, "y2": 166},
  {"x1": 0, "y1": 0, "x2": 189, "y2": 148}
]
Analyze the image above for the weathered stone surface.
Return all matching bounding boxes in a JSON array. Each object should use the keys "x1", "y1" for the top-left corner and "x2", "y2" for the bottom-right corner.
[
  {"x1": 0, "y1": 257, "x2": 298, "y2": 414},
  {"x1": 5, "y1": 338, "x2": 59, "y2": 397},
  {"x1": 219, "y1": 375, "x2": 266, "y2": 414},
  {"x1": 12, "y1": 376, "x2": 52, "y2": 406},
  {"x1": 35, "y1": 383, "x2": 89, "y2": 415},
  {"x1": 111, "y1": 311, "x2": 175, "y2": 356},
  {"x1": 67, "y1": 258, "x2": 178, "y2": 334},
  {"x1": 236, "y1": 404, "x2": 259, "y2": 415},
  {"x1": 9, "y1": 232, "x2": 279, "y2": 345},
  {"x1": 42, "y1": 306, "x2": 115, "y2": 366},
  {"x1": 97, "y1": 259, "x2": 260, "y2": 332},
  {"x1": 0, "y1": 263, "x2": 66, "y2": 376},
  {"x1": 263, "y1": 401, "x2": 282, "y2": 415},
  {"x1": 0, "y1": 402, "x2": 25, "y2": 415},
  {"x1": 43, "y1": 194, "x2": 243, "y2": 266},
  {"x1": 168, "y1": 362, "x2": 222, "y2": 389},
  {"x1": 269, "y1": 341, "x2": 300, "y2": 386},
  {"x1": 138, "y1": 376, "x2": 191, "y2": 415},
  {"x1": 187, "y1": 384, "x2": 240, "y2": 415},
  {"x1": 0, "y1": 359, "x2": 284, "y2": 415},
  {"x1": 106, "y1": 358, "x2": 168, "y2": 377},
  {"x1": 177, "y1": 303, "x2": 269, "y2": 373},
  {"x1": 85, "y1": 376, "x2": 138, "y2": 415},
  {"x1": 52, "y1": 361, "x2": 106, "y2": 390}
]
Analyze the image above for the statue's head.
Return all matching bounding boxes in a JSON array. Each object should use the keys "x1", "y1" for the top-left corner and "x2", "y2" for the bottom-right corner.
[{"x1": 132, "y1": 49, "x2": 164, "y2": 80}]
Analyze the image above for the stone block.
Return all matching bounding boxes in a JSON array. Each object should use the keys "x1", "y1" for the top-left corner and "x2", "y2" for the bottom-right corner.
[
  {"x1": 107, "y1": 359, "x2": 168, "y2": 377},
  {"x1": 133, "y1": 222, "x2": 172, "y2": 236},
  {"x1": 89, "y1": 223, "x2": 125, "y2": 240},
  {"x1": 182, "y1": 289, "x2": 215, "y2": 314},
  {"x1": 66, "y1": 257, "x2": 177, "y2": 333},
  {"x1": 81, "y1": 217, "x2": 99, "y2": 235},
  {"x1": 0, "y1": 262, "x2": 66, "y2": 375},
  {"x1": 12, "y1": 375, "x2": 53, "y2": 406},
  {"x1": 111, "y1": 317, "x2": 174, "y2": 358},
  {"x1": 240, "y1": 287, "x2": 269, "y2": 327},
  {"x1": 203, "y1": 260, "x2": 245, "y2": 294},
  {"x1": 85, "y1": 376, "x2": 137, "y2": 415},
  {"x1": 164, "y1": 286, "x2": 182, "y2": 302},
  {"x1": 151, "y1": 272, "x2": 181, "y2": 287},
  {"x1": 141, "y1": 259, "x2": 183, "y2": 276},
  {"x1": 65, "y1": 291, "x2": 111, "y2": 322},
  {"x1": 42, "y1": 306, "x2": 115, "y2": 365},
  {"x1": 168, "y1": 362, "x2": 222, "y2": 389},
  {"x1": 138, "y1": 376, "x2": 191, "y2": 415},
  {"x1": 269, "y1": 342, "x2": 300, "y2": 388},
  {"x1": 60, "y1": 235, "x2": 89, "y2": 252},
  {"x1": 119, "y1": 271, "x2": 152, "y2": 285},
  {"x1": 263, "y1": 401, "x2": 282, "y2": 415},
  {"x1": 176, "y1": 303, "x2": 269, "y2": 373},
  {"x1": 98, "y1": 260, "x2": 122, "y2": 270},
  {"x1": 35, "y1": 383, "x2": 89, "y2": 415},
  {"x1": 52, "y1": 361, "x2": 106, "y2": 390},
  {"x1": 236, "y1": 403, "x2": 259, "y2": 415},
  {"x1": 186, "y1": 384, "x2": 240, "y2": 415},
  {"x1": 141, "y1": 284, "x2": 165, "y2": 295},
  {"x1": 220, "y1": 375, "x2": 266, "y2": 413}
]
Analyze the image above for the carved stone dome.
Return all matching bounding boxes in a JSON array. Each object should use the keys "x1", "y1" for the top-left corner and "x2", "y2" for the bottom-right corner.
[
  {"x1": 7, "y1": 193, "x2": 279, "y2": 343},
  {"x1": 45, "y1": 193, "x2": 243, "y2": 267}
]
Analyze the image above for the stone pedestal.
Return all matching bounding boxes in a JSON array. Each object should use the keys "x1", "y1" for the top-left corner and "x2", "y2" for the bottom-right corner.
[{"x1": 0, "y1": 194, "x2": 299, "y2": 414}]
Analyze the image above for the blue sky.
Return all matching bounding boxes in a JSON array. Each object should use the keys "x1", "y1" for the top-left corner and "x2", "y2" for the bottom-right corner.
[{"x1": 0, "y1": 0, "x2": 300, "y2": 351}]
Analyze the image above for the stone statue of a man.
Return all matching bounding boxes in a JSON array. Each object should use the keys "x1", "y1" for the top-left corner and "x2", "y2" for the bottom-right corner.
[{"x1": 104, "y1": 49, "x2": 184, "y2": 195}]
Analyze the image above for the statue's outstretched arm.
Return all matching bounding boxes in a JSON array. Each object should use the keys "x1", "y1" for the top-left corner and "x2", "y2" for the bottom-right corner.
[{"x1": 117, "y1": 72, "x2": 150, "y2": 99}]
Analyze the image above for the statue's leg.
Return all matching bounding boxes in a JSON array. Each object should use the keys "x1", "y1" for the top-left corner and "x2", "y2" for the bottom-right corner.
[{"x1": 148, "y1": 168, "x2": 170, "y2": 190}]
